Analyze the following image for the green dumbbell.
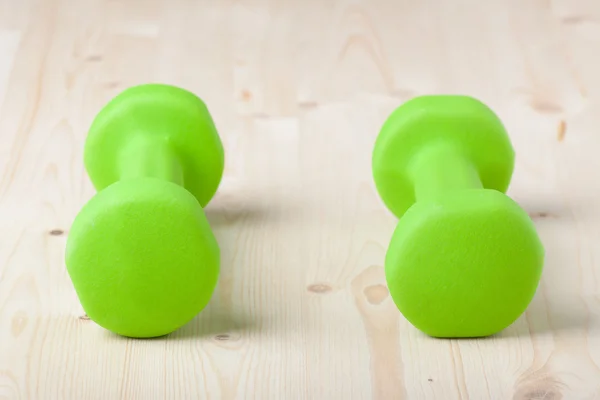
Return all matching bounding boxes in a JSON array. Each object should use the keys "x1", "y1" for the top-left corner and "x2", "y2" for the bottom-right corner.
[
  {"x1": 66, "y1": 84, "x2": 224, "y2": 338},
  {"x1": 372, "y1": 95, "x2": 545, "y2": 338}
]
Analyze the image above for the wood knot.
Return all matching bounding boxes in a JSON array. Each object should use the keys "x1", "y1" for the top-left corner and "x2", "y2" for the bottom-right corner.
[
  {"x1": 529, "y1": 99, "x2": 563, "y2": 114},
  {"x1": 103, "y1": 81, "x2": 120, "y2": 89},
  {"x1": 363, "y1": 284, "x2": 389, "y2": 305},
  {"x1": 49, "y1": 229, "x2": 64, "y2": 236},
  {"x1": 528, "y1": 211, "x2": 557, "y2": 220},
  {"x1": 561, "y1": 15, "x2": 589, "y2": 25},
  {"x1": 298, "y1": 100, "x2": 318, "y2": 110},
  {"x1": 85, "y1": 54, "x2": 103, "y2": 62},
  {"x1": 557, "y1": 120, "x2": 566, "y2": 142},
  {"x1": 11, "y1": 312, "x2": 28, "y2": 337},
  {"x1": 307, "y1": 283, "x2": 332, "y2": 294},
  {"x1": 214, "y1": 333, "x2": 230, "y2": 341},
  {"x1": 240, "y1": 89, "x2": 252, "y2": 102},
  {"x1": 428, "y1": 378, "x2": 433, "y2": 382},
  {"x1": 514, "y1": 374, "x2": 564, "y2": 400}
]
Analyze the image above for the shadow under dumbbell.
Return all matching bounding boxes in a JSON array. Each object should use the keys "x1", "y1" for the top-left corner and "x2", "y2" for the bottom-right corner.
[
  {"x1": 415, "y1": 295, "x2": 594, "y2": 342},
  {"x1": 166, "y1": 196, "x2": 288, "y2": 340},
  {"x1": 417, "y1": 198, "x2": 595, "y2": 341},
  {"x1": 103, "y1": 308, "x2": 257, "y2": 342},
  {"x1": 98, "y1": 198, "x2": 275, "y2": 341},
  {"x1": 498, "y1": 279, "x2": 591, "y2": 336},
  {"x1": 102, "y1": 287, "x2": 259, "y2": 341},
  {"x1": 173, "y1": 191, "x2": 300, "y2": 340},
  {"x1": 498, "y1": 294, "x2": 597, "y2": 339},
  {"x1": 204, "y1": 205, "x2": 274, "y2": 227},
  {"x1": 170, "y1": 297, "x2": 257, "y2": 340},
  {"x1": 494, "y1": 210, "x2": 596, "y2": 339},
  {"x1": 203, "y1": 190, "x2": 295, "y2": 227}
]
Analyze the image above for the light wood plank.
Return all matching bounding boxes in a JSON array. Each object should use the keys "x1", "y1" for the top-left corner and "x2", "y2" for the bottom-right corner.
[{"x1": 2, "y1": 0, "x2": 600, "y2": 398}]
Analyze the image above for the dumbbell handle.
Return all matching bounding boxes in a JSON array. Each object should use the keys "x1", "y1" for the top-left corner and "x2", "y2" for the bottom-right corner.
[
  {"x1": 410, "y1": 142, "x2": 483, "y2": 202},
  {"x1": 119, "y1": 136, "x2": 184, "y2": 186}
]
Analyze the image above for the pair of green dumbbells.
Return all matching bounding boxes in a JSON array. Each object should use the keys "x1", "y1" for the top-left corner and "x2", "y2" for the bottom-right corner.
[{"x1": 66, "y1": 84, "x2": 544, "y2": 339}]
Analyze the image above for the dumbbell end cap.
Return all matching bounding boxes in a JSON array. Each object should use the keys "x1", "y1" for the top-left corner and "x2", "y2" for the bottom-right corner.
[
  {"x1": 385, "y1": 189, "x2": 544, "y2": 338},
  {"x1": 65, "y1": 178, "x2": 220, "y2": 338},
  {"x1": 373, "y1": 95, "x2": 514, "y2": 219},
  {"x1": 85, "y1": 83, "x2": 224, "y2": 208}
]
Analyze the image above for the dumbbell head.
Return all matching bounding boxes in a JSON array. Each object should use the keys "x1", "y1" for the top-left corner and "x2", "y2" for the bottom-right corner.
[
  {"x1": 373, "y1": 95, "x2": 515, "y2": 218},
  {"x1": 373, "y1": 96, "x2": 544, "y2": 337},
  {"x1": 84, "y1": 83, "x2": 224, "y2": 207},
  {"x1": 66, "y1": 84, "x2": 223, "y2": 338}
]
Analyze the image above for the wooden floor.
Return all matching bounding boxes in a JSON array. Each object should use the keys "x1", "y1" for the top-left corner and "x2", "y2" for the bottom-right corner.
[{"x1": 1, "y1": 0, "x2": 600, "y2": 398}]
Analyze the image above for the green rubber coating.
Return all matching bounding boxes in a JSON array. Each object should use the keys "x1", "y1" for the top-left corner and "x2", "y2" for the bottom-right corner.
[
  {"x1": 84, "y1": 83, "x2": 224, "y2": 208},
  {"x1": 66, "y1": 179, "x2": 219, "y2": 338},
  {"x1": 66, "y1": 84, "x2": 223, "y2": 338},
  {"x1": 373, "y1": 95, "x2": 545, "y2": 338},
  {"x1": 373, "y1": 95, "x2": 514, "y2": 219}
]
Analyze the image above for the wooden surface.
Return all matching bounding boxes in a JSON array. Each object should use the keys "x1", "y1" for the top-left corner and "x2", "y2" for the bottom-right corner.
[{"x1": 1, "y1": 0, "x2": 600, "y2": 398}]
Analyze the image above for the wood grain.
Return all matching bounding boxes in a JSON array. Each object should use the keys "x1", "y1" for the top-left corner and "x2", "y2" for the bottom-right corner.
[{"x1": 2, "y1": 0, "x2": 600, "y2": 398}]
